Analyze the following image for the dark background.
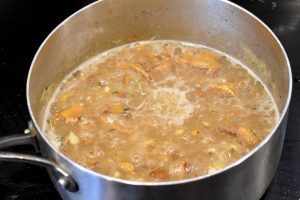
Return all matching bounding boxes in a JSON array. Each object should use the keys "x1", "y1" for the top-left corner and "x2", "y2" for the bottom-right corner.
[{"x1": 0, "y1": 0, "x2": 299, "y2": 199}]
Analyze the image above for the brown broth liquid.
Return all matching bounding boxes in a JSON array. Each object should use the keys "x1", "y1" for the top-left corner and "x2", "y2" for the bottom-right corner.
[{"x1": 43, "y1": 41, "x2": 278, "y2": 182}]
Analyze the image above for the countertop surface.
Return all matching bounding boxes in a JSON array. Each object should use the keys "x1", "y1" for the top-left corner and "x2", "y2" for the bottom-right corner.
[{"x1": 0, "y1": 0, "x2": 299, "y2": 199}]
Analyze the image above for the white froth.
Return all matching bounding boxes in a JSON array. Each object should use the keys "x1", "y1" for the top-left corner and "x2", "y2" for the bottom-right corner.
[{"x1": 140, "y1": 87, "x2": 194, "y2": 126}]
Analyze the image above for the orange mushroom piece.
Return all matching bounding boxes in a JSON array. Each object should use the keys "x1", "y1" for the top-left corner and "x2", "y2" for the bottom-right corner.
[
  {"x1": 59, "y1": 104, "x2": 84, "y2": 120},
  {"x1": 237, "y1": 127, "x2": 259, "y2": 146},
  {"x1": 115, "y1": 61, "x2": 152, "y2": 80},
  {"x1": 181, "y1": 50, "x2": 220, "y2": 70}
]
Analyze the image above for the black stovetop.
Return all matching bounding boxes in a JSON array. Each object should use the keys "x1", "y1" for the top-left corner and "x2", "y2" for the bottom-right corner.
[{"x1": 0, "y1": 0, "x2": 299, "y2": 199}]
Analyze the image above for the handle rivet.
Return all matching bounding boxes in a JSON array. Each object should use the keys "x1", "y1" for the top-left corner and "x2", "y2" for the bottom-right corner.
[{"x1": 24, "y1": 128, "x2": 31, "y2": 135}]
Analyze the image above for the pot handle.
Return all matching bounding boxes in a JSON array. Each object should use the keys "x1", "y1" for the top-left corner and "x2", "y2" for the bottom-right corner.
[
  {"x1": 0, "y1": 125, "x2": 39, "y2": 151},
  {"x1": 0, "y1": 121, "x2": 78, "y2": 192}
]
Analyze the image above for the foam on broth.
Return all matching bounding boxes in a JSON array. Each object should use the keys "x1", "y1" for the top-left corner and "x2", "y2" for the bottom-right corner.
[{"x1": 42, "y1": 40, "x2": 279, "y2": 181}]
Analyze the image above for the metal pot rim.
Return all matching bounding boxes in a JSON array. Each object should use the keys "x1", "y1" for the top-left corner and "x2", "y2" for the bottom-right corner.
[{"x1": 26, "y1": 0, "x2": 293, "y2": 186}]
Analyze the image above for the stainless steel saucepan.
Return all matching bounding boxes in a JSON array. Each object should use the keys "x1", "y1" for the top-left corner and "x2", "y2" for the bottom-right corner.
[{"x1": 0, "y1": 0, "x2": 292, "y2": 199}]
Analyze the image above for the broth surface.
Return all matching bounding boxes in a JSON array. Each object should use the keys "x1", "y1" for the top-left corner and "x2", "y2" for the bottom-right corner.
[{"x1": 43, "y1": 41, "x2": 278, "y2": 182}]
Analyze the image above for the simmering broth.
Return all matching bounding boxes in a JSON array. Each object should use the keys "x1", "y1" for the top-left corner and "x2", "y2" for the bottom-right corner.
[{"x1": 43, "y1": 41, "x2": 278, "y2": 182}]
